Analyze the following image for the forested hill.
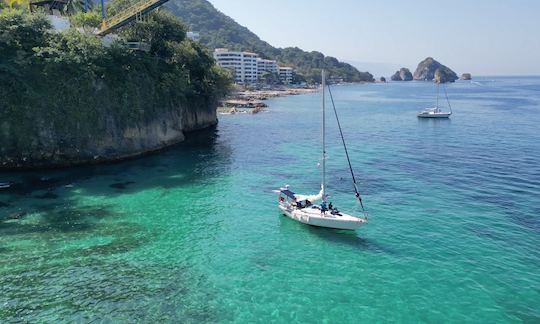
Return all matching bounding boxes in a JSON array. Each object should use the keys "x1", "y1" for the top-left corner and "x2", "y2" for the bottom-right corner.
[{"x1": 165, "y1": 0, "x2": 374, "y2": 83}]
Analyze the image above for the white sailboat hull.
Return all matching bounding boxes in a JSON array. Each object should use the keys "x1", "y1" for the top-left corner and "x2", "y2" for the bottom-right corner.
[
  {"x1": 417, "y1": 111, "x2": 452, "y2": 118},
  {"x1": 279, "y1": 203, "x2": 366, "y2": 230}
]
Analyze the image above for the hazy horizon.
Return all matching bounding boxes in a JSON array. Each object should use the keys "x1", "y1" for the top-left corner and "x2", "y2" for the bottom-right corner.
[{"x1": 207, "y1": 0, "x2": 540, "y2": 77}]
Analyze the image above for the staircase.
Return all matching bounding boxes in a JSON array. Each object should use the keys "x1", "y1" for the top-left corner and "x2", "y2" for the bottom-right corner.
[{"x1": 97, "y1": 0, "x2": 169, "y2": 36}]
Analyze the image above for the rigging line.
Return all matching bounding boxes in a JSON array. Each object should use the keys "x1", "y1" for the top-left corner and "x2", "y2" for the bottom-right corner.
[
  {"x1": 327, "y1": 83, "x2": 366, "y2": 211},
  {"x1": 443, "y1": 83, "x2": 453, "y2": 113}
]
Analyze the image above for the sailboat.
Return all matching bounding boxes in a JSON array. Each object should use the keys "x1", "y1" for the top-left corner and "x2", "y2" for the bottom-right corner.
[
  {"x1": 275, "y1": 71, "x2": 368, "y2": 230},
  {"x1": 417, "y1": 81, "x2": 453, "y2": 118}
]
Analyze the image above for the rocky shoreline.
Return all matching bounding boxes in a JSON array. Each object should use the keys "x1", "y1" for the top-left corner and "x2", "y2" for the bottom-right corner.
[{"x1": 217, "y1": 87, "x2": 319, "y2": 114}]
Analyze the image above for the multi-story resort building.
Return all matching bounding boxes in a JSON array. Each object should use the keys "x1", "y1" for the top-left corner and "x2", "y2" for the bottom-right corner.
[
  {"x1": 213, "y1": 48, "x2": 259, "y2": 84},
  {"x1": 279, "y1": 67, "x2": 294, "y2": 84},
  {"x1": 257, "y1": 59, "x2": 279, "y2": 78},
  {"x1": 214, "y1": 48, "x2": 296, "y2": 85}
]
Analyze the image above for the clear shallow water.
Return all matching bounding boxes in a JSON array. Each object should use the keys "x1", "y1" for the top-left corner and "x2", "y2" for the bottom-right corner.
[{"x1": 1, "y1": 77, "x2": 540, "y2": 322}]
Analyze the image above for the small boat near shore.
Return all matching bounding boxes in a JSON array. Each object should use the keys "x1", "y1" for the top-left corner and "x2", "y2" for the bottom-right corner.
[
  {"x1": 275, "y1": 70, "x2": 368, "y2": 231},
  {"x1": 418, "y1": 82, "x2": 453, "y2": 118}
]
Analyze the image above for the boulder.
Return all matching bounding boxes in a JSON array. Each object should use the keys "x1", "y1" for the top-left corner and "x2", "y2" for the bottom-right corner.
[
  {"x1": 413, "y1": 57, "x2": 458, "y2": 83},
  {"x1": 461, "y1": 73, "x2": 472, "y2": 80}
]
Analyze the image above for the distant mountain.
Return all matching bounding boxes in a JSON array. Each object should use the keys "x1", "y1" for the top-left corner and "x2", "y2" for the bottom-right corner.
[{"x1": 164, "y1": 0, "x2": 374, "y2": 83}]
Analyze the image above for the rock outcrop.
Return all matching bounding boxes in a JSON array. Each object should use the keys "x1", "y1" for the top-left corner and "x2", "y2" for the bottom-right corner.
[
  {"x1": 461, "y1": 73, "x2": 472, "y2": 80},
  {"x1": 413, "y1": 57, "x2": 458, "y2": 83},
  {"x1": 391, "y1": 68, "x2": 413, "y2": 81},
  {"x1": 0, "y1": 9, "x2": 230, "y2": 170},
  {"x1": 380, "y1": 77, "x2": 387, "y2": 83},
  {"x1": 0, "y1": 104, "x2": 218, "y2": 170}
]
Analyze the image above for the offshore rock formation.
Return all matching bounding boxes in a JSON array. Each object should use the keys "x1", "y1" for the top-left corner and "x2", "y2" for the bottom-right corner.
[
  {"x1": 380, "y1": 77, "x2": 387, "y2": 83},
  {"x1": 391, "y1": 68, "x2": 413, "y2": 81},
  {"x1": 413, "y1": 57, "x2": 458, "y2": 83},
  {"x1": 461, "y1": 73, "x2": 472, "y2": 80}
]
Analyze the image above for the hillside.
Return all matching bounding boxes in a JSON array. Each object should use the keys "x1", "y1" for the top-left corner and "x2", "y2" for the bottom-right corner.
[{"x1": 165, "y1": 0, "x2": 374, "y2": 83}]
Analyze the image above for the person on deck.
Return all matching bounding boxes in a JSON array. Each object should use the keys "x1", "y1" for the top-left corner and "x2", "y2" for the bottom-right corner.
[
  {"x1": 305, "y1": 199, "x2": 312, "y2": 207},
  {"x1": 320, "y1": 201, "x2": 327, "y2": 214}
]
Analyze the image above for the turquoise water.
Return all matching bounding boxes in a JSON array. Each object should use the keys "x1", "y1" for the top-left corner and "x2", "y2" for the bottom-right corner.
[{"x1": 1, "y1": 77, "x2": 540, "y2": 322}]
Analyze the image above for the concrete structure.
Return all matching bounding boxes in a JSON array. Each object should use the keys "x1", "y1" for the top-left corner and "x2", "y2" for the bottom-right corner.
[
  {"x1": 214, "y1": 48, "x2": 259, "y2": 84},
  {"x1": 257, "y1": 59, "x2": 278, "y2": 79},
  {"x1": 279, "y1": 67, "x2": 294, "y2": 84}
]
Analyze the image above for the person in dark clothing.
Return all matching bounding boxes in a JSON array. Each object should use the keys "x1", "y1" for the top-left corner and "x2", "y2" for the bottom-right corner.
[
  {"x1": 320, "y1": 201, "x2": 327, "y2": 214},
  {"x1": 305, "y1": 199, "x2": 312, "y2": 207}
]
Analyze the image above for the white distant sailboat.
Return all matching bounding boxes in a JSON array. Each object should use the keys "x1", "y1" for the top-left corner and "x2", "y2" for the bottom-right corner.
[
  {"x1": 418, "y1": 82, "x2": 453, "y2": 118},
  {"x1": 275, "y1": 71, "x2": 368, "y2": 230}
]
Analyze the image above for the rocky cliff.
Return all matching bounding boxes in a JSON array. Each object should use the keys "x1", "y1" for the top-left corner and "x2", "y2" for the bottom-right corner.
[
  {"x1": 0, "y1": 9, "x2": 230, "y2": 170},
  {"x1": 391, "y1": 68, "x2": 413, "y2": 81},
  {"x1": 413, "y1": 57, "x2": 458, "y2": 83},
  {"x1": 0, "y1": 104, "x2": 218, "y2": 169}
]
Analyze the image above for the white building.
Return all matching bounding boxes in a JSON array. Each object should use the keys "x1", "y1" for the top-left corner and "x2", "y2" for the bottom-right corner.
[
  {"x1": 257, "y1": 58, "x2": 278, "y2": 78},
  {"x1": 214, "y1": 48, "x2": 259, "y2": 84},
  {"x1": 279, "y1": 67, "x2": 294, "y2": 84}
]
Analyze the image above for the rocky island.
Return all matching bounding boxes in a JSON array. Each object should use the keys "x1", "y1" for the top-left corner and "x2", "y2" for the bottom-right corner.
[
  {"x1": 391, "y1": 68, "x2": 413, "y2": 81},
  {"x1": 0, "y1": 9, "x2": 230, "y2": 169},
  {"x1": 413, "y1": 57, "x2": 458, "y2": 83}
]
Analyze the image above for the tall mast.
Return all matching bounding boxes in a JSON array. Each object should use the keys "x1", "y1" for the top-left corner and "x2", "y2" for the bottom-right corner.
[
  {"x1": 322, "y1": 69, "x2": 326, "y2": 200},
  {"x1": 436, "y1": 82, "x2": 440, "y2": 109}
]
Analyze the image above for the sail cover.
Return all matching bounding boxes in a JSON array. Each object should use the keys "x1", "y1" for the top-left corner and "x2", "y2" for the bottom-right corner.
[
  {"x1": 280, "y1": 189, "x2": 296, "y2": 200},
  {"x1": 295, "y1": 185, "x2": 324, "y2": 203}
]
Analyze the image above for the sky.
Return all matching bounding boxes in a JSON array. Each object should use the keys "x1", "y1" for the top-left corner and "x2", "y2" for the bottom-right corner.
[{"x1": 207, "y1": 0, "x2": 540, "y2": 77}]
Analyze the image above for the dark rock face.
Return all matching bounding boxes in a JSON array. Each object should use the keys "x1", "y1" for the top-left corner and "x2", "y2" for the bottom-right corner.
[
  {"x1": 461, "y1": 73, "x2": 472, "y2": 80},
  {"x1": 413, "y1": 57, "x2": 458, "y2": 83},
  {"x1": 0, "y1": 106, "x2": 218, "y2": 170},
  {"x1": 400, "y1": 68, "x2": 413, "y2": 81},
  {"x1": 380, "y1": 77, "x2": 387, "y2": 82},
  {"x1": 391, "y1": 68, "x2": 413, "y2": 81}
]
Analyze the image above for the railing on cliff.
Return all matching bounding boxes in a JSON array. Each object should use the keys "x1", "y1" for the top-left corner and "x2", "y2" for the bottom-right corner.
[{"x1": 96, "y1": 0, "x2": 169, "y2": 36}]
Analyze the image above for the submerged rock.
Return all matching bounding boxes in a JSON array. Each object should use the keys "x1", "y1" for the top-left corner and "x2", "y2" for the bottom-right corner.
[
  {"x1": 461, "y1": 73, "x2": 472, "y2": 80},
  {"x1": 413, "y1": 57, "x2": 458, "y2": 83},
  {"x1": 7, "y1": 211, "x2": 27, "y2": 220}
]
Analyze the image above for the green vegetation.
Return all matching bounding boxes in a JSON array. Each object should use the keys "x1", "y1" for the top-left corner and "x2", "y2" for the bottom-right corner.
[
  {"x1": 165, "y1": 0, "x2": 374, "y2": 83},
  {"x1": 0, "y1": 7, "x2": 230, "y2": 157},
  {"x1": 70, "y1": 10, "x2": 102, "y2": 29}
]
